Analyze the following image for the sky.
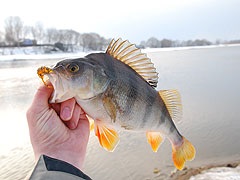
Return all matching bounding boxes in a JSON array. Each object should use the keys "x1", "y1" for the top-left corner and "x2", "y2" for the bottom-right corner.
[{"x1": 0, "y1": 0, "x2": 239, "y2": 44}]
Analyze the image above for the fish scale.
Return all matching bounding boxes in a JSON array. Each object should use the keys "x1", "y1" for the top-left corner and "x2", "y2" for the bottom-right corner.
[{"x1": 37, "y1": 38, "x2": 196, "y2": 170}]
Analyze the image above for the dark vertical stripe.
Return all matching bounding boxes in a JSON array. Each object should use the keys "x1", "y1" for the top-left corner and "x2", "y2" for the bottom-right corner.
[
  {"x1": 156, "y1": 97, "x2": 169, "y2": 127},
  {"x1": 170, "y1": 123, "x2": 175, "y2": 132},
  {"x1": 119, "y1": 70, "x2": 139, "y2": 116},
  {"x1": 105, "y1": 53, "x2": 138, "y2": 116},
  {"x1": 105, "y1": 54, "x2": 117, "y2": 79},
  {"x1": 125, "y1": 85, "x2": 138, "y2": 115},
  {"x1": 140, "y1": 91, "x2": 157, "y2": 128},
  {"x1": 160, "y1": 105, "x2": 167, "y2": 124}
]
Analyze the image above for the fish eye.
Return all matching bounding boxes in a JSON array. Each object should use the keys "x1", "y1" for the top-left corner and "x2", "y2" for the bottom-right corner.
[{"x1": 67, "y1": 64, "x2": 79, "y2": 73}]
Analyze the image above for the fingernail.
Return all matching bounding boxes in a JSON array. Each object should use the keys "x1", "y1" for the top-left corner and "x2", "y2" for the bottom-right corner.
[{"x1": 62, "y1": 107, "x2": 71, "y2": 120}]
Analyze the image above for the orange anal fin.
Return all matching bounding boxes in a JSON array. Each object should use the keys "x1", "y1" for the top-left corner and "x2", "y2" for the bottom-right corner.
[
  {"x1": 172, "y1": 137, "x2": 196, "y2": 170},
  {"x1": 94, "y1": 121, "x2": 119, "y2": 152},
  {"x1": 146, "y1": 131, "x2": 164, "y2": 152}
]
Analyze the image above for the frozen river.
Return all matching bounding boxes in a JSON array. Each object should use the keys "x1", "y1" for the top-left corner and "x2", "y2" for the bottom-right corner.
[{"x1": 0, "y1": 45, "x2": 240, "y2": 179}]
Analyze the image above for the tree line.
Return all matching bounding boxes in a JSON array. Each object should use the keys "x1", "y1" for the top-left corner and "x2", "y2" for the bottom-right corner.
[
  {"x1": 0, "y1": 16, "x2": 239, "y2": 51},
  {"x1": 140, "y1": 37, "x2": 240, "y2": 48},
  {"x1": 140, "y1": 37, "x2": 213, "y2": 48},
  {"x1": 0, "y1": 16, "x2": 110, "y2": 51}
]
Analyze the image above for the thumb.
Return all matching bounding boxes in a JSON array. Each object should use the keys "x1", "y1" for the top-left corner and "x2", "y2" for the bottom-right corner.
[
  {"x1": 31, "y1": 84, "x2": 53, "y2": 112},
  {"x1": 26, "y1": 84, "x2": 54, "y2": 126}
]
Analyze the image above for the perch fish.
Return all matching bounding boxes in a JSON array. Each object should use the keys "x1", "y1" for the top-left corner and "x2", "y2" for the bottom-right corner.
[{"x1": 37, "y1": 38, "x2": 195, "y2": 170}]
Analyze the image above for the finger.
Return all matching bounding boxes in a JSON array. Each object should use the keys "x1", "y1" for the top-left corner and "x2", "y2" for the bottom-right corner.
[
  {"x1": 51, "y1": 103, "x2": 61, "y2": 115},
  {"x1": 74, "y1": 113, "x2": 90, "y2": 141},
  {"x1": 65, "y1": 104, "x2": 81, "y2": 129},
  {"x1": 60, "y1": 98, "x2": 75, "y2": 121},
  {"x1": 80, "y1": 108, "x2": 85, "y2": 115}
]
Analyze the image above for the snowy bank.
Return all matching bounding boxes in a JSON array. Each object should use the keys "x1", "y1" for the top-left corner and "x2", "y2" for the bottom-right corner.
[
  {"x1": 142, "y1": 43, "x2": 240, "y2": 53},
  {"x1": 1, "y1": 44, "x2": 240, "y2": 62},
  {"x1": 190, "y1": 166, "x2": 240, "y2": 180},
  {"x1": 0, "y1": 46, "x2": 88, "y2": 62},
  {"x1": 170, "y1": 161, "x2": 240, "y2": 180}
]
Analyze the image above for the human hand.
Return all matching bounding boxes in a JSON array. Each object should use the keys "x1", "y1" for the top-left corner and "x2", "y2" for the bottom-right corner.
[{"x1": 26, "y1": 84, "x2": 90, "y2": 170}]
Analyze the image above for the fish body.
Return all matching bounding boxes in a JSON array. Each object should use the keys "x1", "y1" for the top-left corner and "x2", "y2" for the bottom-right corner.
[{"x1": 37, "y1": 38, "x2": 195, "y2": 170}]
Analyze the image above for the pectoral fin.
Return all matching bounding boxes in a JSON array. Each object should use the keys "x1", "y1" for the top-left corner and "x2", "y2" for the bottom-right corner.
[
  {"x1": 102, "y1": 96, "x2": 117, "y2": 123},
  {"x1": 146, "y1": 131, "x2": 164, "y2": 152},
  {"x1": 95, "y1": 120, "x2": 119, "y2": 152}
]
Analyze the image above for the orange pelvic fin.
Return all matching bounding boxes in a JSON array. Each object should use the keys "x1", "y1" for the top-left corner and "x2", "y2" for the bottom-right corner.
[
  {"x1": 86, "y1": 115, "x2": 94, "y2": 131},
  {"x1": 94, "y1": 120, "x2": 119, "y2": 152},
  {"x1": 172, "y1": 137, "x2": 196, "y2": 170},
  {"x1": 146, "y1": 131, "x2": 164, "y2": 152}
]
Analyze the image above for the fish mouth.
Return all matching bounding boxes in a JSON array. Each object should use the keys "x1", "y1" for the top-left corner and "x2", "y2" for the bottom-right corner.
[
  {"x1": 37, "y1": 66, "x2": 53, "y2": 86},
  {"x1": 37, "y1": 66, "x2": 71, "y2": 103}
]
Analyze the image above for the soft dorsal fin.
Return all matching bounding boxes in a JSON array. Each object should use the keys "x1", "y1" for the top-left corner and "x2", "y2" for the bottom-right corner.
[
  {"x1": 106, "y1": 38, "x2": 158, "y2": 88},
  {"x1": 159, "y1": 90, "x2": 182, "y2": 122}
]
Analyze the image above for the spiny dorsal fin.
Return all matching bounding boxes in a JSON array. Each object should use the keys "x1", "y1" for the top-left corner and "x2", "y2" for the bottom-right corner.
[
  {"x1": 159, "y1": 90, "x2": 182, "y2": 122},
  {"x1": 106, "y1": 38, "x2": 158, "y2": 88}
]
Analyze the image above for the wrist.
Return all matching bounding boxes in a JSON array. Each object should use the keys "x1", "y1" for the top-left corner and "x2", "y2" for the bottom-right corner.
[
  {"x1": 31, "y1": 155, "x2": 92, "y2": 180},
  {"x1": 35, "y1": 149, "x2": 86, "y2": 170},
  {"x1": 35, "y1": 152, "x2": 84, "y2": 170}
]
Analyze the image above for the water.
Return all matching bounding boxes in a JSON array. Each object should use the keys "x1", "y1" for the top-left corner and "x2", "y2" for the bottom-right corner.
[{"x1": 0, "y1": 45, "x2": 240, "y2": 179}]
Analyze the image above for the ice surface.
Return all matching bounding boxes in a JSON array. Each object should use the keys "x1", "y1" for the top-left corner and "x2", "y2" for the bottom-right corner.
[{"x1": 1, "y1": 45, "x2": 240, "y2": 179}]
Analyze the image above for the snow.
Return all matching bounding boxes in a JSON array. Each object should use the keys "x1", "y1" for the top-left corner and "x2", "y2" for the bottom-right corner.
[
  {"x1": 1, "y1": 44, "x2": 240, "y2": 62},
  {"x1": 142, "y1": 43, "x2": 240, "y2": 53},
  {"x1": 0, "y1": 46, "x2": 87, "y2": 61},
  {"x1": 0, "y1": 53, "x2": 85, "y2": 61},
  {"x1": 190, "y1": 166, "x2": 240, "y2": 180}
]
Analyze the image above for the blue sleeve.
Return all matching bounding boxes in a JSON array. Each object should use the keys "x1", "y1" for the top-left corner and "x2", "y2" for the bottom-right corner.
[{"x1": 29, "y1": 155, "x2": 91, "y2": 180}]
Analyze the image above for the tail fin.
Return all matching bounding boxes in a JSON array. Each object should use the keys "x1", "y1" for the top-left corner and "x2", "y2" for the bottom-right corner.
[{"x1": 172, "y1": 137, "x2": 196, "y2": 170}]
